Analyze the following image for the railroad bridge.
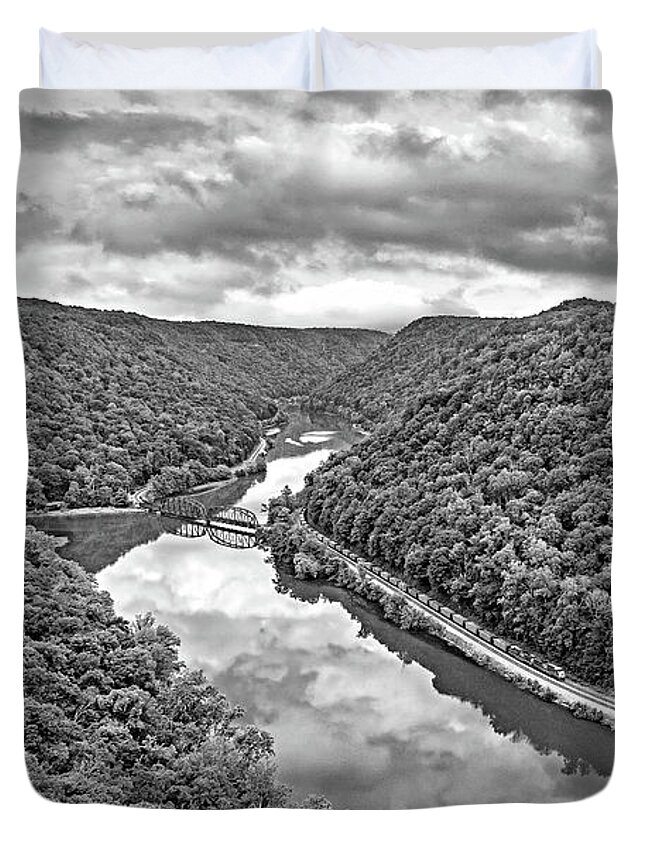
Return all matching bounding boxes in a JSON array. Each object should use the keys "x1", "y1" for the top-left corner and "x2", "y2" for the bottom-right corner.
[{"x1": 152, "y1": 496, "x2": 258, "y2": 549}]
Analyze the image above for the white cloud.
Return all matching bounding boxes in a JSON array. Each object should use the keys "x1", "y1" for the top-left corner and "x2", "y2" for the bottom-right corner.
[{"x1": 17, "y1": 90, "x2": 616, "y2": 327}]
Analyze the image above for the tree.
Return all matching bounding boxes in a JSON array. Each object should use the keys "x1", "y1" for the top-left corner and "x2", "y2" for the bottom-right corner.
[
  {"x1": 20, "y1": 298, "x2": 385, "y2": 507},
  {"x1": 23, "y1": 527, "x2": 328, "y2": 808},
  {"x1": 302, "y1": 300, "x2": 614, "y2": 687}
]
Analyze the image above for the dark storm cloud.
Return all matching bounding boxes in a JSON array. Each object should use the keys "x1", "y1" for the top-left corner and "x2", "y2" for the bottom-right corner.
[
  {"x1": 493, "y1": 221, "x2": 613, "y2": 279},
  {"x1": 64, "y1": 271, "x2": 93, "y2": 293},
  {"x1": 480, "y1": 91, "x2": 528, "y2": 109},
  {"x1": 119, "y1": 185, "x2": 159, "y2": 210},
  {"x1": 336, "y1": 190, "x2": 616, "y2": 279},
  {"x1": 359, "y1": 125, "x2": 444, "y2": 159},
  {"x1": 16, "y1": 192, "x2": 64, "y2": 250},
  {"x1": 159, "y1": 167, "x2": 205, "y2": 204},
  {"x1": 17, "y1": 89, "x2": 617, "y2": 326},
  {"x1": 318, "y1": 90, "x2": 387, "y2": 117},
  {"x1": 120, "y1": 90, "x2": 160, "y2": 107},
  {"x1": 20, "y1": 109, "x2": 212, "y2": 154}
]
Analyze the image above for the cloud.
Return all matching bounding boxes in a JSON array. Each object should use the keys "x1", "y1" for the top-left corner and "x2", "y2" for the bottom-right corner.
[
  {"x1": 17, "y1": 90, "x2": 616, "y2": 328},
  {"x1": 20, "y1": 108, "x2": 213, "y2": 156},
  {"x1": 97, "y1": 530, "x2": 609, "y2": 808},
  {"x1": 16, "y1": 192, "x2": 64, "y2": 250},
  {"x1": 424, "y1": 284, "x2": 479, "y2": 317},
  {"x1": 119, "y1": 183, "x2": 159, "y2": 210}
]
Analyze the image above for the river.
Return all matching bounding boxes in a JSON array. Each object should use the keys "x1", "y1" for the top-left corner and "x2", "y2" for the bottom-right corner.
[{"x1": 31, "y1": 411, "x2": 614, "y2": 809}]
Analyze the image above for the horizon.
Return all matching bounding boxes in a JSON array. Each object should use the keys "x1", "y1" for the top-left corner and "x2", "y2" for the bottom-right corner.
[
  {"x1": 18, "y1": 293, "x2": 614, "y2": 335},
  {"x1": 18, "y1": 90, "x2": 616, "y2": 331}
]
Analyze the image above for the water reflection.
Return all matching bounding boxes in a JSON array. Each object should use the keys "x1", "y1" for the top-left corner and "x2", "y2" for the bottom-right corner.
[
  {"x1": 98, "y1": 530, "x2": 610, "y2": 808},
  {"x1": 278, "y1": 575, "x2": 614, "y2": 780},
  {"x1": 28, "y1": 411, "x2": 615, "y2": 808},
  {"x1": 299, "y1": 430, "x2": 338, "y2": 444},
  {"x1": 29, "y1": 511, "x2": 163, "y2": 574},
  {"x1": 91, "y1": 414, "x2": 612, "y2": 809}
]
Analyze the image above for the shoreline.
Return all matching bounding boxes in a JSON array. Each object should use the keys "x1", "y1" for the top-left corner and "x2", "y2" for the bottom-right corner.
[
  {"x1": 296, "y1": 515, "x2": 614, "y2": 728},
  {"x1": 186, "y1": 436, "x2": 268, "y2": 496},
  {"x1": 185, "y1": 476, "x2": 238, "y2": 496},
  {"x1": 29, "y1": 435, "x2": 272, "y2": 520},
  {"x1": 28, "y1": 506, "x2": 144, "y2": 519}
]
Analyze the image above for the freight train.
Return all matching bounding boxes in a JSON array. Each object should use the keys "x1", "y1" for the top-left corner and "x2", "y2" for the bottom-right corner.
[{"x1": 303, "y1": 522, "x2": 567, "y2": 682}]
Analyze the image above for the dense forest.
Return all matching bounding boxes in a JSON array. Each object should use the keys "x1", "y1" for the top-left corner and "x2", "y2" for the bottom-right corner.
[
  {"x1": 263, "y1": 490, "x2": 609, "y2": 725},
  {"x1": 303, "y1": 300, "x2": 614, "y2": 688},
  {"x1": 24, "y1": 527, "x2": 329, "y2": 807},
  {"x1": 19, "y1": 299, "x2": 384, "y2": 509}
]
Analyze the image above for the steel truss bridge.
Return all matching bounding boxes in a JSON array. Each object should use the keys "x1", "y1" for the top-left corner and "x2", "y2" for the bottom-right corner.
[{"x1": 150, "y1": 496, "x2": 259, "y2": 549}]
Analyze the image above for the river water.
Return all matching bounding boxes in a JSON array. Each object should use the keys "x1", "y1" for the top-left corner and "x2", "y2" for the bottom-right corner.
[{"x1": 31, "y1": 412, "x2": 614, "y2": 809}]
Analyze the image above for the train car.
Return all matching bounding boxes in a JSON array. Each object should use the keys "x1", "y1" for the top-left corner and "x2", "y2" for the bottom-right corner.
[
  {"x1": 452, "y1": 613, "x2": 466, "y2": 627},
  {"x1": 428, "y1": 599, "x2": 440, "y2": 611},
  {"x1": 535, "y1": 660, "x2": 566, "y2": 681},
  {"x1": 492, "y1": 637, "x2": 507, "y2": 651},
  {"x1": 508, "y1": 644, "x2": 535, "y2": 665},
  {"x1": 440, "y1": 606, "x2": 453, "y2": 618},
  {"x1": 465, "y1": 620, "x2": 478, "y2": 634},
  {"x1": 478, "y1": 629, "x2": 493, "y2": 644}
]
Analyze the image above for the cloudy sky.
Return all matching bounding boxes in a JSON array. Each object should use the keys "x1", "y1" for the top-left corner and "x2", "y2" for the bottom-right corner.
[{"x1": 17, "y1": 89, "x2": 616, "y2": 331}]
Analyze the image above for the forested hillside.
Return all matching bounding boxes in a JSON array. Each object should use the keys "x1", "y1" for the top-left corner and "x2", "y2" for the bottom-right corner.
[
  {"x1": 308, "y1": 314, "x2": 498, "y2": 428},
  {"x1": 304, "y1": 300, "x2": 614, "y2": 688},
  {"x1": 19, "y1": 299, "x2": 384, "y2": 508},
  {"x1": 24, "y1": 527, "x2": 328, "y2": 807}
]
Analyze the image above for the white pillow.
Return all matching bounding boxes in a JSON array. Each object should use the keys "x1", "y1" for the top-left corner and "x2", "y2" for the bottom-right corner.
[
  {"x1": 40, "y1": 29, "x2": 316, "y2": 90},
  {"x1": 321, "y1": 30, "x2": 599, "y2": 90}
]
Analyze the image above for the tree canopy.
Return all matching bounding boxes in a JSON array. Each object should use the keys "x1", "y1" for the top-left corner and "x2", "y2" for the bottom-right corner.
[
  {"x1": 304, "y1": 300, "x2": 614, "y2": 688},
  {"x1": 19, "y1": 298, "x2": 384, "y2": 508},
  {"x1": 24, "y1": 526, "x2": 329, "y2": 808}
]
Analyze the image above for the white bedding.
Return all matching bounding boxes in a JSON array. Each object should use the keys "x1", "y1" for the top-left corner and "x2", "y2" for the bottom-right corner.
[
  {"x1": 40, "y1": 30, "x2": 600, "y2": 90},
  {"x1": 40, "y1": 29, "x2": 316, "y2": 90},
  {"x1": 320, "y1": 29, "x2": 599, "y2": 89}
]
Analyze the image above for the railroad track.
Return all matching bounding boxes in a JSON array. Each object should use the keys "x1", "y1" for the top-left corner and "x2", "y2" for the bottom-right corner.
[{"x1": 300, "y1": 515, "x2": 615, "y2": 717}]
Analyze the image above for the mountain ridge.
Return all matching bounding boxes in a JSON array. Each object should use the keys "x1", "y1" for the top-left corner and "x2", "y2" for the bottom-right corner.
[
  {"x1": 303, "y1": 297, "x2": 614, "y2": 687},
  {"x1": 18, "y1": 298, "x2": 385, "y2": 508},
  {"x1": 307, "y1": 298, "x2": 614, "y2": 428}
]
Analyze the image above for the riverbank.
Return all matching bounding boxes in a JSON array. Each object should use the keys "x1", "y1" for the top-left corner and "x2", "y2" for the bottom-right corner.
[
  {"x1": 316, "y1": 522, "x2": 615, "y2": 728},
  {"x1": 301, "y1": 518, "x2": 615, "y2": 727},
  {"x1": 185, "y1": 437, "x2": 268, "y2": 497},
  {"x1": 24, "y1": 526, "x2": 328, "y2": 809},
  {"x1": 262, "y1": 496, "x2": 614, "y2": 728},
  {"x1": 49, "y1": 415, "x2": 613, "y2": 808},
  {"x1": 274, "y1": 567, "x2": 614, "y2": 780},
  {"x1": 29, "y1": 505, "x2": 144, "y2": 518},
  {"x1": 31, "y1": 435, "x2": 270, "y2": 519}
]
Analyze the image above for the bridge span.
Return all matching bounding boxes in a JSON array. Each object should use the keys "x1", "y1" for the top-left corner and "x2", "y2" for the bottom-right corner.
[{"x1": 151, "y1": 496, "x2": 258, "y2": 549}]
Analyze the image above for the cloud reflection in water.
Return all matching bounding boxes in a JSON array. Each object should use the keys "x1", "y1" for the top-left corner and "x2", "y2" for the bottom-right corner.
[{"x1": 99, "y1": 463, "x2": 609, "y2": 808}]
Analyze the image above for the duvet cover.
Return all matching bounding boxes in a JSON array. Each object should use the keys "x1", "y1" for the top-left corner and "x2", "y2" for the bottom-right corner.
[{"x1": 17, "y1": 89, "x2": 616, "y2": 809}]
